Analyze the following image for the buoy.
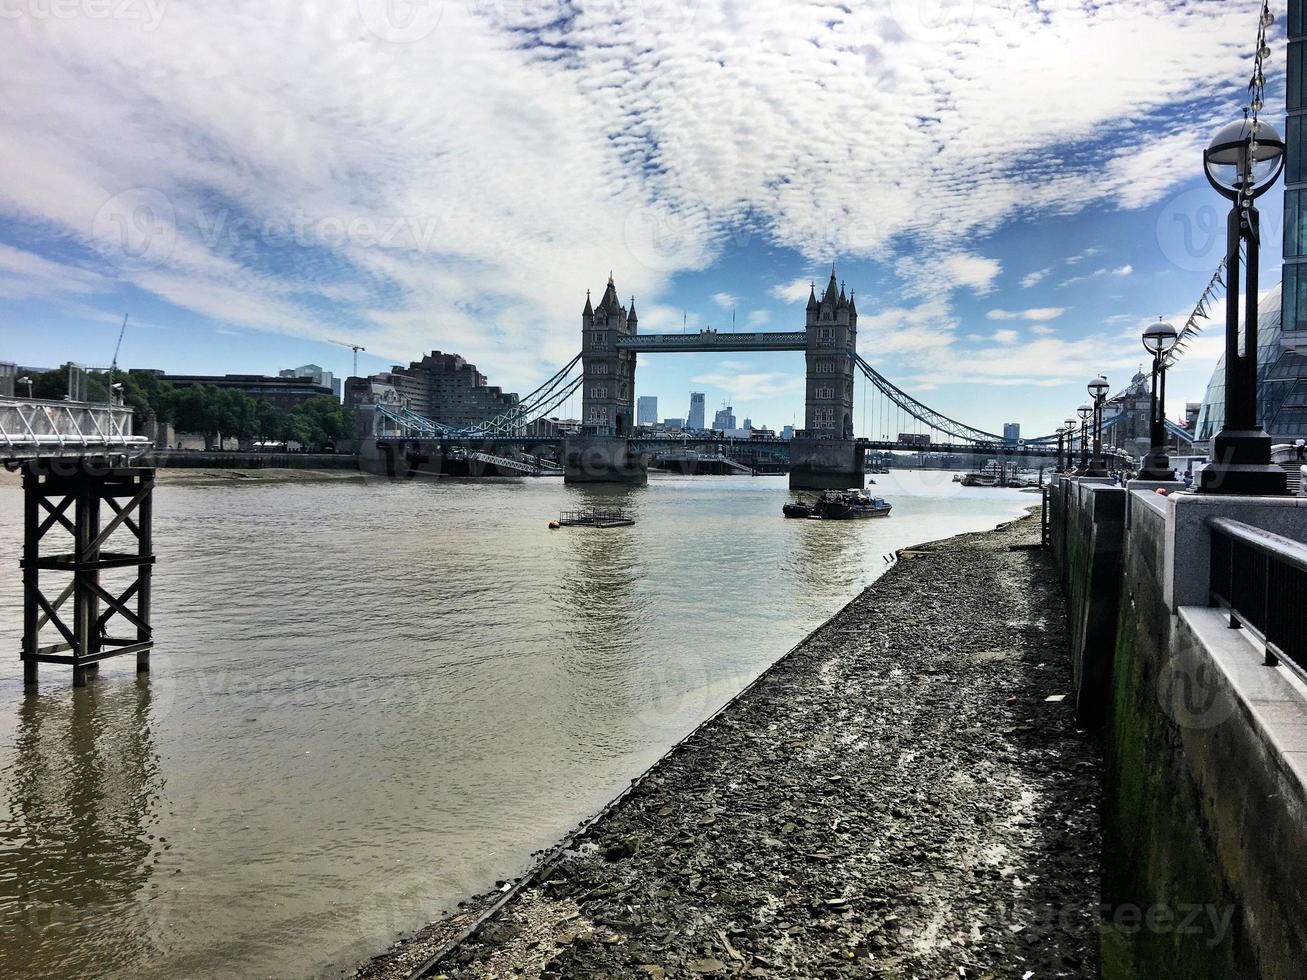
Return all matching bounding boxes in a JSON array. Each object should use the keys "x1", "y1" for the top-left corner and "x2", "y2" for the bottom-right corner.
[{"x1": 548, "y1": 520, "x2": 561, "y2": 529}]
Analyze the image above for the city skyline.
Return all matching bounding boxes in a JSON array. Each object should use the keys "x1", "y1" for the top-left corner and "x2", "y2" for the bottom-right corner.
[{"x1": 0, "y1": 1, "x2": 1283, "y2": 438}]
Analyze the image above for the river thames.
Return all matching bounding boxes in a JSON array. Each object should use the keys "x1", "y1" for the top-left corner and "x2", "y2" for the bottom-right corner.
[{"x1": 0, "y1": 470, "x2": 1031, "y2": 979}]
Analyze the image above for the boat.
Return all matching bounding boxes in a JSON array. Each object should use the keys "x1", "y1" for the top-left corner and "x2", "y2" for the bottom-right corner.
[
  {"x1": 782, "y1": 501, "x2": 812, "y2": 519},
  {"x1": 812, "y1": 489, "x2": 891, "y2": 519}
]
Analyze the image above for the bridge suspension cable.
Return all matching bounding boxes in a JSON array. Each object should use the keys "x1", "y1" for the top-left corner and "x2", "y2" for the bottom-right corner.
[
  {"x1": 375, "y1": 353, "x2": 584, "y2": 438},
  {"x1": 852, "y1": 353, "x2": 1007, "y2": 444}
]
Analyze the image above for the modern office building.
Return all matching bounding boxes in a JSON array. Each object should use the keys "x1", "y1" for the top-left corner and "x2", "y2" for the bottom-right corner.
[
  {"x1": 713, "y1": 405, "x2": 736, "y2": 431},
  {"x1": 637, "y1": 395, "x2": 658, "y2": 426},
  {"x1": 687, "y1": 392, "x2": 706, "y2": 431},
  {"x1": 781, "y1": 424, "x2": 794, "y2": 440},
  {"x1": 1003, "y1": 422, "x2": 1020, "y2": 443},
  {"x1": 0, "y1": 361, "x2": 15, "y2": 397},
  {"x1": 152, "y1": 372, "x2": 334, "y2": 409},
  {"x1": 1194, "y1": 285, "x2": 1307, "y2": 443},
  {"x1": 280, "y1": 363, "x2": 341, "y2": 400},
  {"x1": 1286, "y1": 0, "x2": 1307, "y2": 349},
  {"x1": 663, "y1": 417, "x2": 684, "y2": 429}
]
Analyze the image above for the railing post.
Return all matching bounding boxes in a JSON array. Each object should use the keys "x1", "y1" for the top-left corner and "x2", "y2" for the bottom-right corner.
[{"x1": 1264, "y1": 547, "x2": 1278, "y2": 666}]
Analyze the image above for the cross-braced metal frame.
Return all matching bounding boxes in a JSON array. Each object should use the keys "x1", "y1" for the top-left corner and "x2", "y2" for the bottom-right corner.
[{"x1": 20, "y1": 460, "x2": 155, "y2": 687}]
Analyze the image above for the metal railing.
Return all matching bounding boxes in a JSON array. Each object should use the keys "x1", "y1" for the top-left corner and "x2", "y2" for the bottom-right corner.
[
  {"x1": 1, "y1": 397, "x2": 151, "y2": 459},
  {"x1": 1208, "y1": 517, "x2": 1307, "y2": 682}
]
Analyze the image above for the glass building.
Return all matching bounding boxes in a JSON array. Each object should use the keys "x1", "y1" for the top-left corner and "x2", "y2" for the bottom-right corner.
[{"x1": 1193, "y1": 285, "x2": 1307, "y2": 442}]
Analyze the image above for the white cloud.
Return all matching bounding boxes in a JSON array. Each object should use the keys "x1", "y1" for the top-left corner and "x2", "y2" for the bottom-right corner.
[
  {"x1": 987, "y1": 307, "x2": 1066, "y2": 321},
  {"x1": 0, "y1": 0, "x2": 1268, "y2": 391},
  {"x1": 746, "y1": 309, "x2": 772, "y2": 328},
  {"x1": 712, "y1": 292, "x2": 738, "y2": 310},
  {"x1": 896, "y1": 252, "x2": 1002, "y2": 299},
  {"x1": 770, "y1": 278, "x2": 814, "y2": 303},
  {"x1": 1030, "y1": 324, "x2": 1055, "y2": 336},
  {"x1": 1021, "y1": 268, "x2": 1051, "y2": 289},
  {"x1": 991, "y1": 329, "x2": 1019, "y2": 343}
]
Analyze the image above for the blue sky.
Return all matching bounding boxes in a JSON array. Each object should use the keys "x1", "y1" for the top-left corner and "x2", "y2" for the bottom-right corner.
[{"x1": 0, "y1": 0, "x2": 1285, "y2": 438}]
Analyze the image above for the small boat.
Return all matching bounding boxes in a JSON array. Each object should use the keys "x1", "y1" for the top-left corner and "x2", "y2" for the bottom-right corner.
[
  {"x1": 810, "y1": 489, "x2": 892, "y2": 520},
  {"x1": 783, "y1": 501, "x2": 812, "y2": 519}
]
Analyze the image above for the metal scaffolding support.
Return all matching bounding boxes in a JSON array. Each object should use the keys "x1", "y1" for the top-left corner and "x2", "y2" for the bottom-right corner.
[{"x1": 20, "y1": 461, "x2": 155, "y2": 687}]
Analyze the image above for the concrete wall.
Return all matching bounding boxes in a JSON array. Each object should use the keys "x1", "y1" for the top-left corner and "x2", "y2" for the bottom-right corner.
[
  {"x1": 1058, "y1": 479, "x2": 1307, "y2": 978},
  {"x1": 143, "y1": 450, "x2": 357, "y2": 470},
  {"x1": 1059, "y1": 478, "x2": 1124, "y2": 726}
]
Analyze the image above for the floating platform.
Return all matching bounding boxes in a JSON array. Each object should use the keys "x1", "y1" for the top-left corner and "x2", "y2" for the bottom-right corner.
[{"x1": 556, "y1": 508, "x2": 634, "y2": 528}]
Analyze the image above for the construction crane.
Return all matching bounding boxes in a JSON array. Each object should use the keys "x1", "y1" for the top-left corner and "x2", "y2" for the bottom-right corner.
[
  {"x1": 107, "y1": 313, "x2": 129, "y2": 405},
  {"x1": 330, "y1": 339, "x2": 366, "y2": 377}
]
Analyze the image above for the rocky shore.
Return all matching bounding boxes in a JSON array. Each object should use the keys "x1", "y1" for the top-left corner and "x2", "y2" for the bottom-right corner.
[{"x1": 358, "y1": 512, "x2": 1101, "y2": 979}]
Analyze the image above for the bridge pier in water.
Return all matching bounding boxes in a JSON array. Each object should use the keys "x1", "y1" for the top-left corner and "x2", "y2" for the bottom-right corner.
[
  {"x1": 20, "y1": 459, "x2": 155, "y2": 688},
  {"x1": 788, "y1": 437, "x2": 865, "y2": 490},
  {"x1": 562, "y1": 433, "x2": 648, "y2": 485}
]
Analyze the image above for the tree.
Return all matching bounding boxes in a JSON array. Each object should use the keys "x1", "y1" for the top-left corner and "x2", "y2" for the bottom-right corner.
[{"x1": 171, "y1": 386, "x2": 222, "y2": 450}]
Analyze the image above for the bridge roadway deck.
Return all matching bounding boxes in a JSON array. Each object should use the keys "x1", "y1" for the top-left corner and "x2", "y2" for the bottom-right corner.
[
  {"x1": 614, "y1": 331, "x2": 807, "y2": 352},
  {"x1": 383, "y1": 436, "x2": 1058, "y2": 458}
]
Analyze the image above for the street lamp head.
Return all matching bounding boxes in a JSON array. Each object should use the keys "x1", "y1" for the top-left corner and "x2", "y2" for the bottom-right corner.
[
  {"x1": 1064, "y1": 417, "x2": 1076, "y2": 429},
  {"x1": 1142, "y1": 318, "x2": 1179, "y2": 355},
  {"x1": 1204, "y1": 117, "x2": 1285, "y2": 201},
  {"x1": 1088, "y1": 375, "x2": 1109, "y2": 399},
  {"x1": 1077, "y1": 404, "x2": 1093, "y2": 421},
  {"x1": 17, "y1": 376, "x2": 31, "y2": 384}
]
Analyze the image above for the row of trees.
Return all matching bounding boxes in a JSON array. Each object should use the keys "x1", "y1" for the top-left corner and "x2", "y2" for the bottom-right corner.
[{"x1": 22, "y1": 364, "x2": 354, "y2": 451}]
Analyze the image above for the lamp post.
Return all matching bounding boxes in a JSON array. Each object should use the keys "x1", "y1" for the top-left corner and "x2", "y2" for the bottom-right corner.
[
  {"x1": 17, "y1": 375, "x2": 33, "y2": 398},
  {"x1": 1056, "y1": 427, "x2": 1066, "y2": 471},
  {"x1": 1076, "y1": 404, "x2": 1092, "y2": 472},
  {"x1": 1063, "y1": 417, "x2": 1076, "y2": 472},
  {"x1": 1140, "y1": 319, "x2": 1180, "y2": 481},
  {"x1": 1086, "y1": 375, "x2": 1110, "y2": 477},
  {"x1": 1199, "y1": 116, "x2": 1288, "y2": 494}
]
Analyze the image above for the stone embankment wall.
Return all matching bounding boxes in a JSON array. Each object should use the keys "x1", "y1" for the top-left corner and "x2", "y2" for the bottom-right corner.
[
  {"x1": 143, "y1": 450, "x2": 359, "y2": 470},
  {"x1": 1053, "y1": 477, "x2": 1307, "y2": 979}
]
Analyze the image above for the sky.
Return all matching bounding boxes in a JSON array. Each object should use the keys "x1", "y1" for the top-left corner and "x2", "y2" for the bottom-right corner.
[{"x1": 0, "y1": 0, "x2": 1287, "y2": 439}]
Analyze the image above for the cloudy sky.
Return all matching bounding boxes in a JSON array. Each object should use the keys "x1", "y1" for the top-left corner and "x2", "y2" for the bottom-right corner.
[{"x1": 0, "y1": 0, "x2": 1284, "y2": 437}]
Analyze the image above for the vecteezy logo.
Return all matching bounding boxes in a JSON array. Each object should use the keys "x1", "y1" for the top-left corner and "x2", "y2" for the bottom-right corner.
[
  {"x1": 1155, "y1": 187, "x2": 1234, "y2": 274},
  {"x1": 91, "y1": 186, "x2": 177, "y2": 271},
  {"x1": 1156, "y1": 648, "x2": 1235, "y2": 730},
  {"x1": 356, "y1": 0, "x2": 443, "y2": 43},
  {"x1": 887, "y1": 0, "x2": 977, "y2": 44},
  {"x1": 622, "y1": 204, "x2": 705, "y2": 274}
]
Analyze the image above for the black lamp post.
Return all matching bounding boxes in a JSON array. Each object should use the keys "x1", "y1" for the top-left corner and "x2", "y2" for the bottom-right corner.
[
  {"x1": 1139, "y1": 318, "x2": 1179, "y2": 480},
  {"x1": 1199, "y1": 117, "x2": 1288, "y2": 494},
  {"x1": 1063, "y1": 417, "x2": 1075, "y2": 472},
  {"x1": 1086, "y1": 375, "x2": 1110, "y2": 477},
  {"x1": 1056, "y1": 426, "x2": 1067, "y2": 471},
  {"x1": 1076, "y1": 404, "x2": 1092, "y2": 472}
]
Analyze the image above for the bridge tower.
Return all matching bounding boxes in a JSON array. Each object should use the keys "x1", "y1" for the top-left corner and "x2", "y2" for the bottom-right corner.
[
  {"x1": 791, "y1": 267, "x2": 864, "y2": 489},
  {"x1": 567, "y1": 275, "x2": 647, "y2": 484},
  {"x1": 580, "y1": 275, "x2": 637, "y2": 436},
  {"x1": 804, "y1": 269, "x2": 857, "y2": 438}
]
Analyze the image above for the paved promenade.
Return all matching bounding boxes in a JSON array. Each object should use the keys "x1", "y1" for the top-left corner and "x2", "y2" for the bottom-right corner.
[{"x1": 362, "y1": 513, "x2": 1101, "y2": 979}]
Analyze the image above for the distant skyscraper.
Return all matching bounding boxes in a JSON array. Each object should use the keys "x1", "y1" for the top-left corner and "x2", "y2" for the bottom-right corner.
[
  {"x1": 663, "y1": 417, "x2": 684, "y2": 429},
  {"x1": 781, "y1": 425, "x2": 794, "y2": 440},
  {"x1": 714, "y1": 405, "x2": 736, "y2": 431},
  {"x1": 742, "y1": 417, "x2": 752, "y2": 430},
  {"x1": 688, "y1": 391, "x2": 706, "y2": 431},
  {"x1": 1003, "y1": 422, "x2": 1020, "y2": 443},
  {"x1": 637, "y1": 395, "x2": 658, "y2": 426}
]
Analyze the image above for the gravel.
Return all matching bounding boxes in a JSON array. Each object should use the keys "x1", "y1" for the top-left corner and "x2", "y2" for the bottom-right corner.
[{"x1": 356, "y1": 511, "x2": 1101, "y2": 980}]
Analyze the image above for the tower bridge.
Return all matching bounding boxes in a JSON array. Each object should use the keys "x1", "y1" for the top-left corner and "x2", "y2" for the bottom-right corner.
[{"x1": 356, "y1": 268, "x2": 1084, "y2": 486}]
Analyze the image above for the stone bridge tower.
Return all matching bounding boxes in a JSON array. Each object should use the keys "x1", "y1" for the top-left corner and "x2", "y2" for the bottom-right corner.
[
  {"x1": 581, "y1": 275, "x2": 637, "y2": 436},
  {"x1": 804, "y1": 268, "x2": 857, "y2": 439}
]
